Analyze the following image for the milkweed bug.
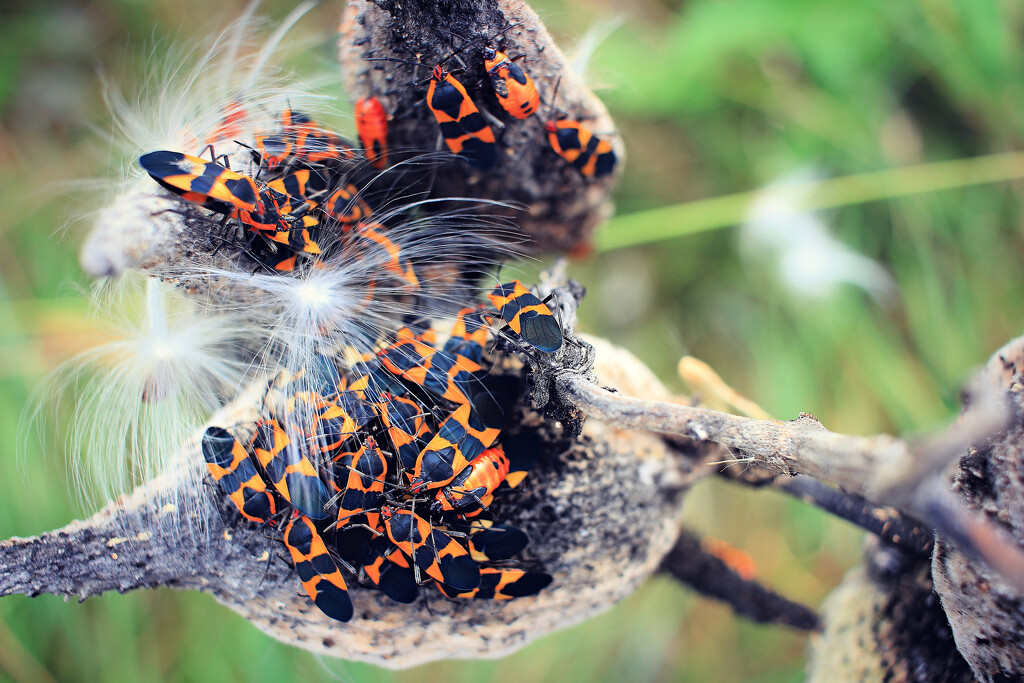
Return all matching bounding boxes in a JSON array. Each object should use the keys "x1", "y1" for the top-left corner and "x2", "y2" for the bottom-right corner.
[
  {"x1": 366, "y1": 53, "x2": 499, "y2": 171},
  {"x1": 252, "y1": 419, "x2": 333, "y2": 520},
  {"x1": 356, "y1": 223, "x2": 420, "y2": 290},
  {"x1": 322, "y1": 183, "x2": 373, "y2": 224},
  {"x1": 378, "y1": 327, "x2": 482, "y2": 405},
  {"x1": 443, "y1": 307, "x2": 489, "y2": 363},
  {"x1": 374, "y1": 394, "x2": 433, "y2": 472},
  {"x1": 425, "y1": 65, "x2": 499, "y2": 171},
  {"x1": 355, "y1": 97, "x2": 389, "y2": 170},
  {"x1": 380, "y1": 506, "x2": 481, "y2": 590},
  {"x1": 345, "y1": 350, "x2": 409, "y2": 400},
  {"x1": 361, "y1": 551, "x2": 419, "y2": 604},
  {"x1": 544, "y1": 119, "x2": 617, "y2": 179},
  {"x1": 201, "y1": 426, "x2": 277, "y2": 523},
  {"x1": 140, "y1": 150, "x2": 325, "y2": 259},
  {"x1": 336, "y1": 439, "x2": 388, "y2": 530},
  {"x1": 540, "y1": 77, "x2": 616, "y2": 178},
  {"x1": 433, "y1": 445, "x2": 510, "y2": 514},
  {"x1": 465, "y1": 522, "x2": 530, "y2": 562},
  {"x1": 483, "y1": 47, "x2": 539, "y2": 119},
  {"x1": 284, "y1": 514, "x2": 354, "y2": 622},
  {"x1": 500, "y1": 429, "x2": 543, "y2": 489},
  {"x1": 139, "y1": 150, "x2": 259, "y2": 214},
  {"x1": 437, "y1": 567, "x2": 551, "y2": 600},
  {"x1": 487, "y1": 280, "x2": 563, "y2": 353},
  {"x1": 249, "y1": 240, "x2": 299, "y2": 272},
  {"x1": 254, "y1": 107, "x2": 356, "y2": 170},
  {"x1": 411, "y1": 403, "x2": 500, "y2": 491},
  {"x1": 313, "y1": 391, "x2": 375, "y2": 454},
  {"x1": 206, "y1": 99, "x2": 247, "y2": 147},
  {"x1": 265, "y1": 169, "x2": 329, "y2": 206}
]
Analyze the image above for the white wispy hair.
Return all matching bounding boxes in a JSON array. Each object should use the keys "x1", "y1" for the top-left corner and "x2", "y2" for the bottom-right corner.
[
  {"x1": 739, "y1": 169, "x2": 896, "y2": 303},
  {"x1": 100, "y1": 1, "x2": 325, "y2": 182},
  {"x1": 567, "y1": 14, "x2": 626, "y2": 88},
  {"x1": 26, "y1": 275, "x2": 252, "y2": 525}
]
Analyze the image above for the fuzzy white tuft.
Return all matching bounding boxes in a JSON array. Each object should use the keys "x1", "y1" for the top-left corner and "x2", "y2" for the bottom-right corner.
[
  {"x1": 740, "y1": 169, "x2": 896, "y2": 303},
  {"x1": 100, "y1": 1, "x2": 326, "y2": 185},
  {"x1": 27, "y1": 275, "x2": 252, "y2": 528}
]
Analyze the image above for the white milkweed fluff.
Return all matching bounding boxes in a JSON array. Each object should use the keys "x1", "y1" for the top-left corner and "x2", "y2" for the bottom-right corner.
[{"x1": 740, "y1": 169, "x2": 896, "y2": 303}]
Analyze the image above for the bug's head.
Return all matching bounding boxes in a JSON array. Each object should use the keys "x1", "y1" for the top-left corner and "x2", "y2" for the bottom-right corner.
[{"x1": 432, "y1": 64, "x2": 447, "y2": 81}]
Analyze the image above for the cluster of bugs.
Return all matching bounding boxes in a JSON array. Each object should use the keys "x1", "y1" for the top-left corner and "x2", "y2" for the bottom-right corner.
[
  {"x1": 371, "y1": 24, "x2": 618, "y2": 177},
  {"x1": 132, "y1": 24, "x2": 596, "y2": 621},
  {"x1": 202, "y1": 282, "x2": 562, "y2": 621},
  {"x1": 140, "y1": 102, "x2": 402, "y2": 274}
]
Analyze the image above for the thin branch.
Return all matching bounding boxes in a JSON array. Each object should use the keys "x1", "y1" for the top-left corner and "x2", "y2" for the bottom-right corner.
[
  {"x1": 773, "y1": 477, "x2": 933, "y2": 557},
  {"x1": 659, "y1": 529, "x2": 821, "y2": 631},
  {"x1": 552, "y1": 367, "x2": 1024, "y2": 591}
]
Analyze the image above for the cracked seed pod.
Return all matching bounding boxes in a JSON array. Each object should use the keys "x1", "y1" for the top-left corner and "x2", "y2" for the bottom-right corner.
[
  {"x1": 807, "y1": 538, "x2": 973, "y2": 682},
  {"x1": 339, "y1": 0, "x2": 622, "y2": 253},
  {"x1": 1, "y1": 337, "x2": 699, "y2": 668}
]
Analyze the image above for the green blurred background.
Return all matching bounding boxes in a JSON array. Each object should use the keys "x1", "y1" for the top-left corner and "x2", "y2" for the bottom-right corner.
[{"x1": 2, "y1": 0, "x2": 1022, "y2": 680}]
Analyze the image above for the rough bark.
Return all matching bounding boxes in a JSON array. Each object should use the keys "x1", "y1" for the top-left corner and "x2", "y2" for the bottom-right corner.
[{"x1": 931, "y1": 336, "x2": 1024, "y2": 682}]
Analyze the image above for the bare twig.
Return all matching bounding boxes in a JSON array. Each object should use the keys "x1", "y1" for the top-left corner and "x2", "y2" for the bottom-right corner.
[
  {"x1": 659, "y1": 529, "x2": 821, "y2": 631},
  {"x1": 552, "y1": 366, "x2": 1024, "y2": 591},
  {"x1": 773, "y1": 477, "x2": 933, "y2": 557}
]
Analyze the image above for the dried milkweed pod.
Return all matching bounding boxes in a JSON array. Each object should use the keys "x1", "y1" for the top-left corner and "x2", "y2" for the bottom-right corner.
[{"x1": 1, "y1": 336, "x2": 699, "y2": 667}]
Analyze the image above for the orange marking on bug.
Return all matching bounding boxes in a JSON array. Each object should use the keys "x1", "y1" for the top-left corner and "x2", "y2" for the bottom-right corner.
[
  {"x1": 355, "y1": 97, "x2": 389, "y2": 169},
  {"x1": 284, "y1": 515, "x2": 353, "y2": 622},
  {"x1": 484, "y1": 48, "x2": 539, "y2": 119}
]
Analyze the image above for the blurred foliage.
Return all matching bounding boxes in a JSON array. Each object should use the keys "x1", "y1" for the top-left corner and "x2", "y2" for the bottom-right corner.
[{"x1": 2, "y1": 0, "x2": 1023, "y2": 680}]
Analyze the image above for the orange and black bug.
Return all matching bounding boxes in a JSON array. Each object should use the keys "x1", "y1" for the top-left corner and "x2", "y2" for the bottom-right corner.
[
  {"x1": 367, "y1": 53, "x2": 498, "y2": 170},
  {"x1": 487, "y1": 280, "x2": 563, "y2": 353},
  {"x1": 433, "y1": 445, "x2": 510, "y2": 514},
  {"x1": 252, "y1": 419, "x2": 333, "y2": 520},
  {"x1": 380, "y1": 506, "x2": 481, "y2": 590},
  {"x1": 437, "y1": 567, "x2": 551, "y2": 600},
  {"x1": 378, "y1": 327, "x2": 482, "y2": 405},
  {"x1": 253, "y1": 107, "x2": 308, "y2": 169},
  {"x1": 139, "y1": 150, "x2": 259, "y2": 215},
  {"x1": 355, "y1": 97, "x2": 389, "y2": 169},
  {"x1": 336, "y1": 439, "x2": 388, "y2": 530},
  {"x1": 483, "y1": 47, "x2": 539, "y2": 119},
  {"x1": 249, "y1": 239, "x2": 299, "y2": 272},
  {"x1": 255, "y1": 107, "x2": 356, "y2": 170},
  {"x1": 345, "y1": 349, "x2": 408, "y2": 400},
  {"x1": 205, "y1": 99, "x2": 247, "y2": 147},
  {"x1": 374, "y1": 393, "x2": 433, "y2": 472},
  {"x1": 425, "y1": 65, "x2": 499, "y2": 171},
  {"x1": 265, "y1": 169, "x2": 329, "y2": 207},
  {"x1": 464, "y1": 522, "x2": 530, "y2": 562},
  {"x1": 411, "y1": 403, "x2": 500, "y2": 491},
  {"x1": 356, "y1": 223, "x2": 420, "y2": 290},
  {"x1": 500, "y1": 429, "x2": 543, "y2": 489},
  {"x1": 140, "y1": 150, "x2": 323, "y2": 258},
  {"x1": 201, "y1": 426, "x2": 277, "y2": 523},
  {"x1": 442, "y1": 307, "x2": 489, "y2": 363},
  {"x1": 313, "y1": 391, "x2": 375, "y2": 454},
  {"x1": 284, "y1": 514, "x2": 354, "y2": 622},
  {"x1": 322, "y1": 183, "x2": 373, "y2": 224},
  {"x1": 359, "y1": 549, "x2": 419, "y2": 604},
  {"x1": 544, "y1": 119, "x2": 617, "y2": 178}
]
